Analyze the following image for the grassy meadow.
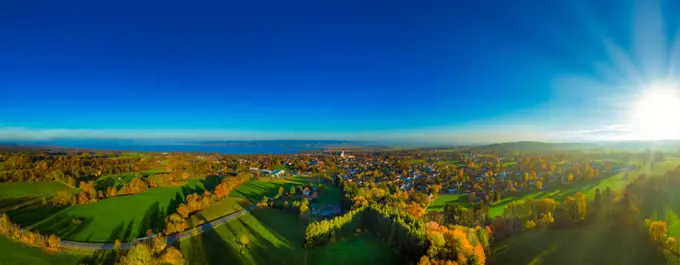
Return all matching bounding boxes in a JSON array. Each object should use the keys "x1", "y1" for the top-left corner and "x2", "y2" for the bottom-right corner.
[
  {"x1": 428, "y1": 156, "x2": 680, "y2": 217},
  {"x1": 489, "y1": 220, "x2": 665, "y2": 265},
  {"x1": 230, "y1": 176, "x2": 338, "y2": 203},
  {"x1": 187, "y1": 197, "x2": 249, "y2": 227},
  {"x1": 0, "y1": 181, "x2": 75, "y2": 199},
  {"x1": 94, "y1": 169, "x2": 163, "y2": 190},
  {"x1": 178, "y1": 208, "x2": 401, "y2": 265},
  {"x1": 427, "y1": 169, "x2": 640, "y2": 217},
  {"x1": 5, "y1": 179, "x2": 207, "y2": 242},
  {"x1": 0, "y1": 236, "x2": 85, "y2": 265},
  {"x1": 0, "y1": 174, "x2": 340, "y2": 244}
]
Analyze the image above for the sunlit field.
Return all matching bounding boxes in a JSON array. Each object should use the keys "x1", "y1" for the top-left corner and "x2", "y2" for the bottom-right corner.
[
  {"x1": 428, "y1": 156, "x2": 680, "y2": 217},
  {"x1": 178, "y1": 208, "x2": 401, "y2": 265},
  {"x1": 7, "y1": 179, "x2": 207, "y2": 242},
  {"x1": 187, "y1": 197, "x2": 249, "y2": 227},
  {"x1": 489, "y1": 220, "x2": 665, "y2": 265},
  {"x1": 94, "y1": 169, "x2": 163, "y2": 190},
  {"x1": 230, "y1": 176, "x2": 339, "y2": 204},
  {"x1": 0, "y1": 181, "x2": 75, "y2": 198},
  {"x1": 0, "y1": 181, "x2": 76, "y2": 213},
  {"x1": 0, "y1": 236, "x2": 85, "y2": 265},
  {"x1": 428, "y1": 169, "x2": 639, "y2": 217}
]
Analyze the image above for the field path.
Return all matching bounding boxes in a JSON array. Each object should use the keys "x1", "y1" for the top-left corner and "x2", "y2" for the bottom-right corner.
[{"x1": 60, "y1": 205, "x2": 257, "y2": 250}]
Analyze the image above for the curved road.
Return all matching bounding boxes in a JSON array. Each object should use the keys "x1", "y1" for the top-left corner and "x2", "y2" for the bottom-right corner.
[{"x1": 60, "y1": 205, "x2": 257, "y2": 250}]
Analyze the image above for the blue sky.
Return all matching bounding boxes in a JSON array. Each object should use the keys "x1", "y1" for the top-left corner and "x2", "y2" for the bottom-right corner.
[{"x1": 2, "y1": 0, "x2": 680, "y2": 143}]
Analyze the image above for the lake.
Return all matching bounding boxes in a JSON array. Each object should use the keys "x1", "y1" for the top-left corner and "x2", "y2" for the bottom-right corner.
[{"x1": 59, "y1": 143, "x2": 319, "y2": 154}]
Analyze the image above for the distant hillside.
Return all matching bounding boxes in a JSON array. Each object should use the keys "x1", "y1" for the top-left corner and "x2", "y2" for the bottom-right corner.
[
  {"x1": 190, "y1": 140, "x2": 356, "y2": 147},
  {"x1": 482, "y1": 141, "x2": 600, "y2": 151},
  {"x1": 483, "y1": 140, "x2": 680, "y2": 152}
]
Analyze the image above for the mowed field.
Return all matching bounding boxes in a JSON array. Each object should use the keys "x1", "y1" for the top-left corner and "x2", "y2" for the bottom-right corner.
[
  {"x1": 94, "y1": 169, "x2": 163, "y2": 190},
  {"x1": 230, "y1": 176, "x2": 339, "y2": 204},
  {"x1": 3, "y1": 179, "x2": 208, "y2": 242},
  {"x1": 0, "y1": 181, "x2": 76, "y2": 214},
  {"x1": 0, "y1": 236, "x2": 85, "y2": 265},
  {"x1": 178, "y1": 208, "x2": 402, "y2": 265},
  {"x1": 489, "y1": 220, "x2": 665, "y2": 265},
  {"x1": 428, "y1": 157, "x2": 680, "y2": 217}
]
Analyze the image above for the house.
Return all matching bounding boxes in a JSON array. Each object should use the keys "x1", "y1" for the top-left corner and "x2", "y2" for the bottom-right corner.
[
  {"x1": 302, "y1": 187, "x2": 318, "y2": 201},
  {"x1": 271, "y1": 169, "x2": 285, "y2": 177}
]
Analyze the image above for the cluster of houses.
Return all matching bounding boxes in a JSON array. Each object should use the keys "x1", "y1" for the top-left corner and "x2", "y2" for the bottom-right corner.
[
  {"x1": 333, "y1": 152, "x2": 624, "y2": 197},
  {"x1": 249, "y1": 167, "x2": 286, "y2": 177}
]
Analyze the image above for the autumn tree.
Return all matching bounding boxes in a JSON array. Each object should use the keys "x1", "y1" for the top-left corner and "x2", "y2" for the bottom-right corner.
[
  {"x1": 418, "y1": 256, "x2": 432, "y2": 265},
  {"x1": 152, "y1": 234, "x2": 167, "y2": 254},
  {"x1": 118, "y1": 244, "x2": 155, "y2": 265},
  {"x1": 239, "y1": 234, "x2": 250, "y2": 252},
  {"x1": 406, "y1": 203, "x2": 425, "y2": 218},
  {"x1": 158, "y1": 246, "x2": 184, "y2": 265},
  {"x1": 47, "y1": 234, "x2": 60, "y2": 249},
  {"x1": 114, "y1": 239, "x2": 122, "y2": 251},
  {"x1": 648, "y1": 220, "x2": 669, "y2": 243},
  {"x1": 176, "y1": 204, "x2": 190, "y2": 219}
]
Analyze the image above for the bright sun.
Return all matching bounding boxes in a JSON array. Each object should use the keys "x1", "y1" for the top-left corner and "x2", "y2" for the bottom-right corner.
[{"x1": 630, "y1": 84, "x2": 680, "y2": 140}]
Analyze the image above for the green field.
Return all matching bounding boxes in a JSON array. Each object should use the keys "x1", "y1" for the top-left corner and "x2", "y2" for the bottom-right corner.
[
  {"x1": 0, "y1": 236, "x2": 85, "y2": 265},
  {"x1": 0, "y1": 182, "x2": 75, "y2": 212},
  {"x1": 435, "y1": 160, "x2": 464, "y2": 167},
  {"x1": 112, "y1": 152, "x2": 149, "y2": 159},
  {"x1": 0, "y1": 181, "x2": 75, "y2": 198},
  {"x1": 7, "y1": 179, "x2": 206, "y2": 242},
  {"x1": 428, "y1": 169, "x2": 645, "y2": 217},
  {"x1": 308, "y1": 234, "x2": 404, "y2": 265},
  {"x1": 230, "y1": 176, "x2": 338, "y2": 204},
  {"x1": 188, "y1": 197, "x2": 249, "y2": 227},
  {"x1": 644, "y1": 180, "x2": 680, "y2": 240},
  {"x1": 178, "y1": 208, "x2": 401, "y2": 265},
  {"x1": 94, "y1": 169, "x2": 163, "y2": 190},
  {"x1": 489, "y1": 220, "x2": 665, "y2": 265}
]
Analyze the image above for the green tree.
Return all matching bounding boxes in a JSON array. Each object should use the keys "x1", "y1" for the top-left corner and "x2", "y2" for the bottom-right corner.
[
  {"x1": 239, "y1": 234, "x2": 250, "y2": 253},
  {"x1": 118, "y1": 244, "x2": 155, "y2": 265}
]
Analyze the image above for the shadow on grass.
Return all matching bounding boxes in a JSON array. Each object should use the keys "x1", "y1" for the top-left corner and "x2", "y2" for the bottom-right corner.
[
  {"x1": 178, "y1": 226, "x2": 242, "y2": 265},
  {"x1": 30, "y1": 212, "x2": 94, "y2": 240},
  {"x1": 137, "y1": 201, "x2": 166, "y2": 237},
  {"x1": 79, "y1": 250, "x2": 118, "y2": 265},
  {"x1": 0, "y1": 196, "x2": 39, "y2": 211},
  {"x1": 201, "y1": 175, "x2": 224, "y2": 192},
  {"x1": 5, "y1": 201, "x2": 68, "y2": 227},
  {"x1": 181, "y1": 185, "x2": 207, "y2": 198},
  {"x1": 490, "y1": 220, "x2": 666, "y2": 265}
]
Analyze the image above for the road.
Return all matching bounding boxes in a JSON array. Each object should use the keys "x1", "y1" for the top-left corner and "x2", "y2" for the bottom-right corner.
[{"x1": 60, "y1": 205, "x2": 257, "y2": 250}]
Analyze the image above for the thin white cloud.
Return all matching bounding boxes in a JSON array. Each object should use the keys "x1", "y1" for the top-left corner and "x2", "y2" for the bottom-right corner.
[
  {"x1": 562, "y1": 124, "x2": 638, "y2": 141},
  {"x1": 0, "y1": 126, "x2": 555, "y2": 145}
]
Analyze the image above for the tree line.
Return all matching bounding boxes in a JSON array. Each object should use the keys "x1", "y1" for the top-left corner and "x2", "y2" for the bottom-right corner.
[
  {"x1": 306, "y1": 175, "x2": 495, "y2": 265},
  {"x1": 164, "y1": 172, "x2": 251, "y2": 234},
  {"x1": 0, "y1": 152, "x2": 152, "y2": 184},
  {"x1": 54, "y1": 178, "x2": 151, "y2": 205},
  {"x1": 0, "y1": 212, "x2": 60, "y2": 250}
]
